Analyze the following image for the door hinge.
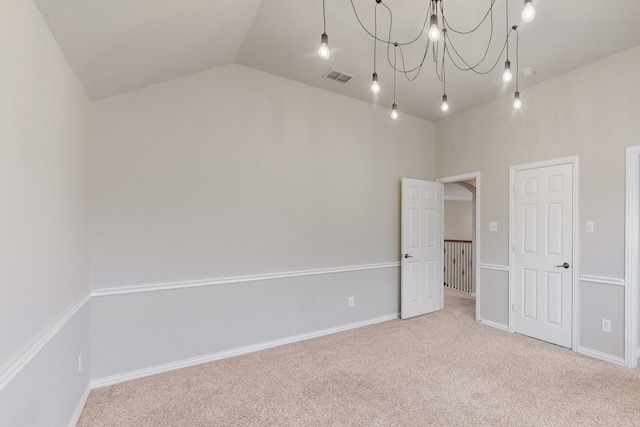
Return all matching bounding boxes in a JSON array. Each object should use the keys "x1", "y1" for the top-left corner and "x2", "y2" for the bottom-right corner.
[
  {"x1": 512, "y1": 244, "x2": 516, "y2": 253},
  {"x1": 512, "y1": 303, "x2": 515, "y2": 311}
]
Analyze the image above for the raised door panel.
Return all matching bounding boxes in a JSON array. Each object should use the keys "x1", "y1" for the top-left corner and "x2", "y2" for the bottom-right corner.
[
  {"x1": 401, "y1": 178, "x2": 443, "y2": 319},
  {"x1": 513, "y1": 163, "x2": 573, "y2": 348}
]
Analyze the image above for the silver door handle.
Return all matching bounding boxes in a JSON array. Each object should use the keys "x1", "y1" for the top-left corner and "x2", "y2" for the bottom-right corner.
[
  {"x1": 556, "y1": 262, "x2": 570, "y2": 269},
  {"x1": 404, "y1": 254, "x2": 413, "y2": 259}
]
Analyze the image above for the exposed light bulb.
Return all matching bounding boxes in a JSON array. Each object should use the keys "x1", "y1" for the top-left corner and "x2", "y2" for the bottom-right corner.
[
  {"x1": 428, "y1": 14, "x2": 440, "y2": 42},
  {"x1": 503, "y1": 60, "x2": 513, "y2": 83},
  {"x1": 318, "y1": 33, "x2": 330, "y2": 59},
  {"x1": 371, "y1": 72, "x2": 380, "y2": 94},
  {"x1": 391, "y1": 103, "x2": 398, "y2": 120},
  {"x1": 522, "y1": 0, "x2": 535, "y2": 22},
  {"x1": 441, "y1": 94, "x2": 449, "y2": 112},
  {"x1": 513, "y1": 91, "x2": 522, "y2": 109}
]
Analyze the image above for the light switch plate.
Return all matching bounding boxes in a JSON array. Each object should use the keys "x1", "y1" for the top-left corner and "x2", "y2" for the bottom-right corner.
[
  {"x1": 489, "y1": 222, "x2": 498, "y2": 232},
  {"x1": 586, "y1": 221, "x2": 594, "y2": 234}
]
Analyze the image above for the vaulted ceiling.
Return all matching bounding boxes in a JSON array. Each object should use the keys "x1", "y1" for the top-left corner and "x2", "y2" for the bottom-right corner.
[{"x1": 34, "y1": 0, "x2": 640, "y2": 121}]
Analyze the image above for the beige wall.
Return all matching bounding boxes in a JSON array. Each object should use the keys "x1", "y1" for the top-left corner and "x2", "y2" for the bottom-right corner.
[
  {"x1": 0, "y1": 0, "x2": 90, "y2": 425},
  {"x1": 1, "y1": 0, "x2": 89, "y2": 369},
  {"x1": 444, "y1": 200, "x2": 473, "y2": 241},
  {"x1": 436, "y1": 45, "x2": 640, "y2": 358},
  {"x1": 90, "y1": 63, "x2": 435, "y2": 288},
  {"x1": 89, "y1": 63, "x2": 435, "y2": 378}
]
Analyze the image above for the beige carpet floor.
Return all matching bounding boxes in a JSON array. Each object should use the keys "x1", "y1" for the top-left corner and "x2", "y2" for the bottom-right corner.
[{"x1": 78, "y1": 289, "x2": 640, "y2": 426}]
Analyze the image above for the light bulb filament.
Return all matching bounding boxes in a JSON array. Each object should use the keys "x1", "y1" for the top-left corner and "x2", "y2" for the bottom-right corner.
[
  {"x1": 428, "y1": 14, "x2": 440, "y2": 42},
  {"x1": 513, "y1": 91, "x2": 522, "y2": 109},
  {"x1": 391, "y1": 103, "x2": 398, "y2": 120},
  {"x1": 522, "y1": 0, "x2": 535, "y2": 22},
  {"x1": 503, "y1": 60, "x2": 513, "y2": 83},
  {"x1": 319, "y1": 33, "x2": 330, "y2": 59},
  {"x1": 441, "y1": 94, "x2": 449, "y2": 112},
  {"x1": 371, "y1": 73, "x2": 380, "y2": 94}
]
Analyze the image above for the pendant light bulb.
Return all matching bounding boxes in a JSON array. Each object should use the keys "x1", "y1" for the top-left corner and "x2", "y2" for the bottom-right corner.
[
  {"x1": 391, "y1": 103, "x2": 398, "y2": 120},
  {"x1": 503, "y1": 60, "x2": 513, "y2": 83},
  {"x1": 441, "y1": 94, "x2": 449, "y2": 112},
  {"x1": 513, "y1": 91, "x2": 522, "y2": 109},
  {"x1": 318, "y1": 33, "x2": 330, "y2": 59},
  {"x1": 522, "y1": 0, "x2": 535, "y2": 22},
  {"x1": 371, "y1": 72, "x2": 381, "y2": 94},
  {"x1": 428, "y1": 14, "x2": 441, "y2": 42}
]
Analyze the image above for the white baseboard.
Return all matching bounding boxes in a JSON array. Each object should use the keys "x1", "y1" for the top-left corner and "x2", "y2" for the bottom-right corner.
[
  {"x1": 68, "y1": 385, "x2": 91, "y2": 427},
  {"x1": 478, "y1": 318, "x2": 509, "y2": 332},
  {"x1": 577, "y1": 346, "x2": 626, "y2": 367},
  {"x1": 91, "y1": 313, "x2": 399, "y2": 389}
]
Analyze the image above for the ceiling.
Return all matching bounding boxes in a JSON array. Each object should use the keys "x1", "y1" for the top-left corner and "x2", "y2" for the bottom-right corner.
[
  {"x1": 444, "y1": 183, "x2": 473, "y2": 200},
  {"x1": 34, "y1": 0, "x2": 640, "y2": 121}
]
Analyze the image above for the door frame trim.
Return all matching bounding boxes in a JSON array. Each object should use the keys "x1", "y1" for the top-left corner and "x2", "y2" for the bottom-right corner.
[
  {"x1": 625, "y1": 146, "x2": 640, "y2": 368},
  {"x1": 508, "y1": 156, "x2": 579, "y2": 351},
  {"x1": 437, "y1": 171, "x2": 481, "y2": 322}
]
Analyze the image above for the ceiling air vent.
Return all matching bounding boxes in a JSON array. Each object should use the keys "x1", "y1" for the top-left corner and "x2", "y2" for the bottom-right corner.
[{"x1": 323, "y1": 69, "x2": 353, "y2": 84}]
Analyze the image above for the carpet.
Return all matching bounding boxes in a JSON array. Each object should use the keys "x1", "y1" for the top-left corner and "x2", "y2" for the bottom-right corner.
[{"x1": 78, "y1": 289, "x2": 640, "y2": 426}]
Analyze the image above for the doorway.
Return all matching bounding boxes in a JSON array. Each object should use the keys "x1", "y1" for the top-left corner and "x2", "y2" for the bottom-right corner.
[
  {"x1": 444, "y1": 182, "x2": 475, "y2": 295},
  {"x1": 437, "y1": 172, "x2": 481, "y2": 322}
]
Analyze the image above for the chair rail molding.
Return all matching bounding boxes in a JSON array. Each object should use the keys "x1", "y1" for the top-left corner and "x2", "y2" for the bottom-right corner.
[
  {"x1": 479, "y1": 263, "x2": 509, "y2": 272},
  {"x1": 579, "y1": 275, "x2": 625, "y2": 287},
  {"x1": 0, "y1": 292, "x2": 90, "y2": 391},
  {"x1": 92, "y1": 262, "x2": 401, "y2": 297}
]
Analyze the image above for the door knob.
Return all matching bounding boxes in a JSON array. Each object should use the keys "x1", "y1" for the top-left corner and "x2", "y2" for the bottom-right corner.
[
  {"x1": 404, "y1": 254, "x2": 413, "y2": 259},
  {"x1": 556, "y1": 262, "x2": 570, "y2": 269}
]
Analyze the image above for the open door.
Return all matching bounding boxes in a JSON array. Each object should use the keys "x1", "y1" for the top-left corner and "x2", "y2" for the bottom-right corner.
[{"x1": 401, "y1": 178, "x2": 444, "y2": 319}]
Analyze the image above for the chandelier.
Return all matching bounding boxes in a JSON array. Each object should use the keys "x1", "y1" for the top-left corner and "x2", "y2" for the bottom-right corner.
[{"x1": 318, "y1": 0, "x2": 537, "y2": 119}]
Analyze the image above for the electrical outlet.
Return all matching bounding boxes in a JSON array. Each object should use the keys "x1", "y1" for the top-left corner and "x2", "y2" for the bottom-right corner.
[
  {"x1": 348, "y1": 296, "x2": 355, "y2": 307},
  {"x1": 78, "y1": 353, "x2": 83, "y2": 373},
  {"x1": 602, "y1": 319, "x2": 611, "y2": 333}
]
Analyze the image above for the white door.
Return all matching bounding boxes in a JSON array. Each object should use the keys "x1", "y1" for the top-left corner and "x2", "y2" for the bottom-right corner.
[
  {"x1": 401, "y1": 178, "x2": 443, "y2": 319},
  {"x1": 513, "y1": 163, "x2": 574, "y2": 347}
]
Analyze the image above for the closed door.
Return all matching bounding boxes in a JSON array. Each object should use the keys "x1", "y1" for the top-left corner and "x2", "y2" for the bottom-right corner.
[
  {"x1": 401, "y1": 178, "x2": 443, "y2": 319},
  {"x1": 513, "y1": 163, "x2": 573, "y2": 347}
]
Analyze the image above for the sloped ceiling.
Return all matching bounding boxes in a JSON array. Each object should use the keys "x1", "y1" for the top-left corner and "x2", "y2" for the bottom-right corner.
[
  {"x1": 34, "y1": 0, "x2": 263, "y2": 100},
  {"x1": 34, "y1": 0, "x2": 640, "y2": 121}
]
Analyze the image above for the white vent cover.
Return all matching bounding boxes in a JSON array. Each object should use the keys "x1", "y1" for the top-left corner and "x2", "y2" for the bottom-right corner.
[{"x1": 323, "y1": 69, "x2": 353, "y2": 83}]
